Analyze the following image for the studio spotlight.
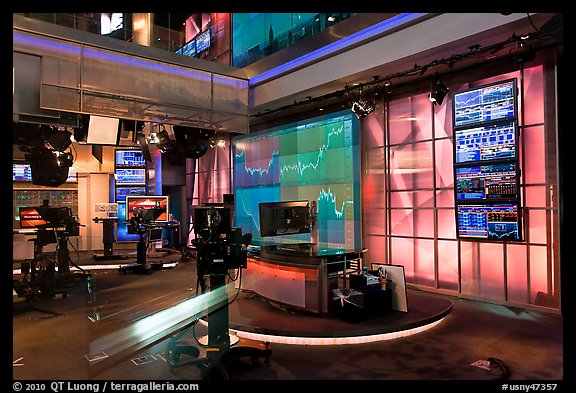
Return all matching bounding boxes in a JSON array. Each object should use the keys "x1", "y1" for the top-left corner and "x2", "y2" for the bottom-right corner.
[
  {"x1": 351, "y1": 98, "x2": 375, "y2": 119},
  {"x1": 429, "y1": 79, "x2": 449, "y2": 106},
  {"x1": 156, "y1": 129, "x2": 172, "y2": 153}
]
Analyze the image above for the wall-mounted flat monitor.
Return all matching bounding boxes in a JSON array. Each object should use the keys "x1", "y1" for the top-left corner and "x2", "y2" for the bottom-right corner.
[
  {"x1": 115, "y1": 168, "x2": 146, "y2": 185},
  {"x1": 457, "y1": 203, "x2": 522, "y2": 241},
  {"x1": 125, "y1": 195, "x2": 169, "y2": 223},
  {"x1": 13, "y1": 162, "x2": 33, "y2": 181},
  {"x1": 176, "y1": 39, "x2": 197, "y2": 57},
  {"x1": 86, "y1": 115, "x2": 120, "y2": 145},
  {"x1": 115, "y1": 149, "x2": 146, "y2": 167},
  {"x1": 13, "y1": 161, "x2": 77, "y2": 183},
  {"x1": 259, "y1": 200, "x2": 311, "y2": 238},
  {"x1": 454, "y1": 121, "x2": 517, "y2": 164},
  {"x1": 115, "y1": 186, "x2": 146, "y2": 202},
  {"x1": 456, "y1": 163, "x2": 519, "y2": 201},
  {"x1": 196, "y1": 29, "x2": 211, "y2": 52},
  {"x1": 453, "y1": 78, "x2": 517, "y2": 128}
]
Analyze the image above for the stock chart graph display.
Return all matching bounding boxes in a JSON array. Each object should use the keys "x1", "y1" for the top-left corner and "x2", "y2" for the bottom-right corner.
[{"x1": 232, "y1": 110, "x2": 361, "y2": 248}]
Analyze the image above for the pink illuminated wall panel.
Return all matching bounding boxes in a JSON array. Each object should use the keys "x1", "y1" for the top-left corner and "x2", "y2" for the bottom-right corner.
[
  {"x1": 413, "y1": 238, "x2": 435, "y2": 286},
  {"x1": 390, "y1": 209, "x2": 414, "y2": 237},
  {"x1": 364, "y1": 208, "x2": 386, "y2": 236},
  {"x1": 523, "y1": 126, "x2": 546, "y2": 185},
  {"x1": 479, "y1": 242, "x2": 505, "y2": 301},
  {"x1": 363, "y1": 108, "x2": 385, "y2": 147},
  {"x1": 437, "y1": 209, "x2": 456, "y2": 239},
  {"x1": 435, "y1": 189, "x2": 455, "y2": 208},
  {"x1": 506, "y1": 244, "x2": 529, "y2": 304},
  {"x1": 391, "y1": 237, "x2": 414, "y2": 279},
  {"x1": 390, "y1": 191, "x2": 434, "y2": 208},
  {"x1": 437, "y1": 240, "x2": 459, "y2": 290},
  {"x1": 459, "y1": 241, "x2": 478, "y2": 295},
  {"x1": 528, "y1": 209, "x2": 548, "y2": 244},
  {"x1": 388, "y1": 95, "x2": 432, "y2": 144},
  {"x1": 522, "y1": 65, "x2": 544, "y2": 125},
  {"x1": 529, "y1": 245, "x2": 549, "y2": 303},
  {"x1": 434, "y1": 139, "x2": 454, "y2": 188},
  {"x1": 365, "y1": 235, "x2": 387, "y2": 263},
  {"x1": 414, "y1": 209, "x2": 435, "y2": 238},
  {"x1": 525, "y1": 185, "x2": 547, "y2": 208}
]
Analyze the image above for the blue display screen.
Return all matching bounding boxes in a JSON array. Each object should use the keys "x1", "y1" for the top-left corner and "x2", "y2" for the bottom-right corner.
[{"x1": 457, "y1": 204, "x2": 521, "y2": 241}]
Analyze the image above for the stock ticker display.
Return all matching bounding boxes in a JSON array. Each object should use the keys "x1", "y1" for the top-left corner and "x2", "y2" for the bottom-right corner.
[
  {"x1": 454, "y1": 121, "x2": 517, "y2": 164},
  {"x1": 457, "y1": 204, "x2": 521, "y2": 240},
  {"x1": 456, "y1": 163, "x2": 518, "y2": 201},
  {"x1": 453, "y1": 78, "x2": 522, "y2": 241},
  {"x1": 232, "y1": 110, "x2": 361, "y2": 248}
]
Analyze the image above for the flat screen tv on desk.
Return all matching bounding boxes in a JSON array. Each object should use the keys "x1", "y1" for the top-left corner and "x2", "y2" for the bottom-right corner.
[
  {"x1": 125, "y1": 195, "x2": 169, "y2": 223},
  {"x1": 259, "y1": 200, "x2": 311, "y2": 237}
]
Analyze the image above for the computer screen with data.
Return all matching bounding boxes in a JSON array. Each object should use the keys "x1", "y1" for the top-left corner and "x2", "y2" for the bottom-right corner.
[{"x1": 453, "y1": 78, "x2": 522, "y2": 242}]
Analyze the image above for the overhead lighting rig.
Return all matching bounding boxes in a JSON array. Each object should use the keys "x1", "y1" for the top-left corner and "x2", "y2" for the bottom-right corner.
[{"x1": 251, "y1": 21, "x2": 558, "y2": 119}]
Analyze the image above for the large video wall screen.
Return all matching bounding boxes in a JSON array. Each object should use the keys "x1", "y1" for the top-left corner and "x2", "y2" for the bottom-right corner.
[
  {"x1": 232, "y1": 109, "x2": 361, "y2": 248},
  {"x1": 453, "y1": 78, "x2": 523, "y2": 241}
]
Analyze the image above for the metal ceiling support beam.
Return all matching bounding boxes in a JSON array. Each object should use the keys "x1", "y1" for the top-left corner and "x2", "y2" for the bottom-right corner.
[{"x1": 13, "y1": 15, "x2": 250, "y2": 134}]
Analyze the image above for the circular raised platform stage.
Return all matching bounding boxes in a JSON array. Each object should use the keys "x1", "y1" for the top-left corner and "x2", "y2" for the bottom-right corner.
[{"x1": 225, "y1": 289, "x2": 453, "y2": 345}]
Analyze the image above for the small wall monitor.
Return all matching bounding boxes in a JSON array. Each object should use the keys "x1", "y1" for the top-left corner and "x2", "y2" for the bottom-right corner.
[
  {"x1": 115, "y1": 186, "x2": 146, "y2": 202},
  {"x1": 196, "y1": 30, "x2": 211, "y2": 52},
  {"x1": 125, "y1": 195, "x2": 169, "y2": 222},
  {"x1": 453, "y1": 78, "x2": 517, "y2": 128},
  {"x1": 115, "y1": 149, "x2": 146, "y2": 167},
  {"x1": 13, "y1": 162, "x2": 76, "y2": 183},
  {"x1": 115, "y1": 168, "x2": 146, "y2": 185},
  {"x1": 456, "y1": 163, "x2": 519, "y2": 201},
  {"x1": 457, "y1": 203, "x2": 522, "y2": 241},
  {"x1": 259, "y1": 200, "x2": 311, "y2": 237},
  {"x1": 13, "y1": 162, "x2": 32, "y2": 181}
]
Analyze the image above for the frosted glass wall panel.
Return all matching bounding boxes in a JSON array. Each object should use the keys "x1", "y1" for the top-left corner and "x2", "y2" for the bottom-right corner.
[
  {"x1": 364, "y1": 208, "x2": 386, "y2": 236},
  {"x1": 435, "y1": 189, "x2": 455, "y2": 208},
  {"x1": 363, "y1": 108, "x2": 385, "y2": 147},
  {"x1": 390, "y1": 209, "x2": 414, "y2": 237},
  {"x1": 522, "y1": 65, "x2": 545, "y2": 126},
  {"x1": 414, "y1": 209, "x2": 434, "y2": 238},
  {"x1": 525, "y1": 185, "x2": 547, "y2": 208},
  {"x1": 389, "y1": 142, "x2": 433, "y2": 189},
  {"x1": 506, "y1": 244, "x2": 529, "y2": 304},
  {"x1": 523, "y1": 126, "x2": 546, "y2": 184},
  {"x1": 437, "y1": 240, "x2": 459, "y2": 290},
  {"x1": 529, "y1": 245, "x2": 549, "y2": 303},
  {"x1": 388, "y1": 94, "x2": 432, "y2": 144},
  {"x1": 413, "y1": 238, "x2": 435, "y2": 286},
  {"x1": 365, "y1": 235, "x2": 387, "y2": 264},
  {"x1": 434, "y1": 139, "x2": 454, "y2": 188},
  {"x1": 479, "y1": 242, "x2": 505, "y2": 300},
  {"x1": 391, "y1": 237, "x2": 414, "y2": 280},
  {"x1": 437, "y1": 209, "x2": 456, "y2": 239},
  {"x1": 390, "y1": 191, "x2": 434, "y2": 208}
]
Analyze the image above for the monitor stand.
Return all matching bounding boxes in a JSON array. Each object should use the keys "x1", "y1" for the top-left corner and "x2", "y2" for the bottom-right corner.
[
  {"x1": 93, "y1": 217, "x2": 128, "y2": 261},
  {"x1": 118, "y1": 232, "x2": 152, "y2": 274}
]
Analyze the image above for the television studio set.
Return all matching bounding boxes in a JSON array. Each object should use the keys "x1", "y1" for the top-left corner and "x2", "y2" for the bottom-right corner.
[{"x1": 11, "y1": 12, "x2": 566, "y2": 385}]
